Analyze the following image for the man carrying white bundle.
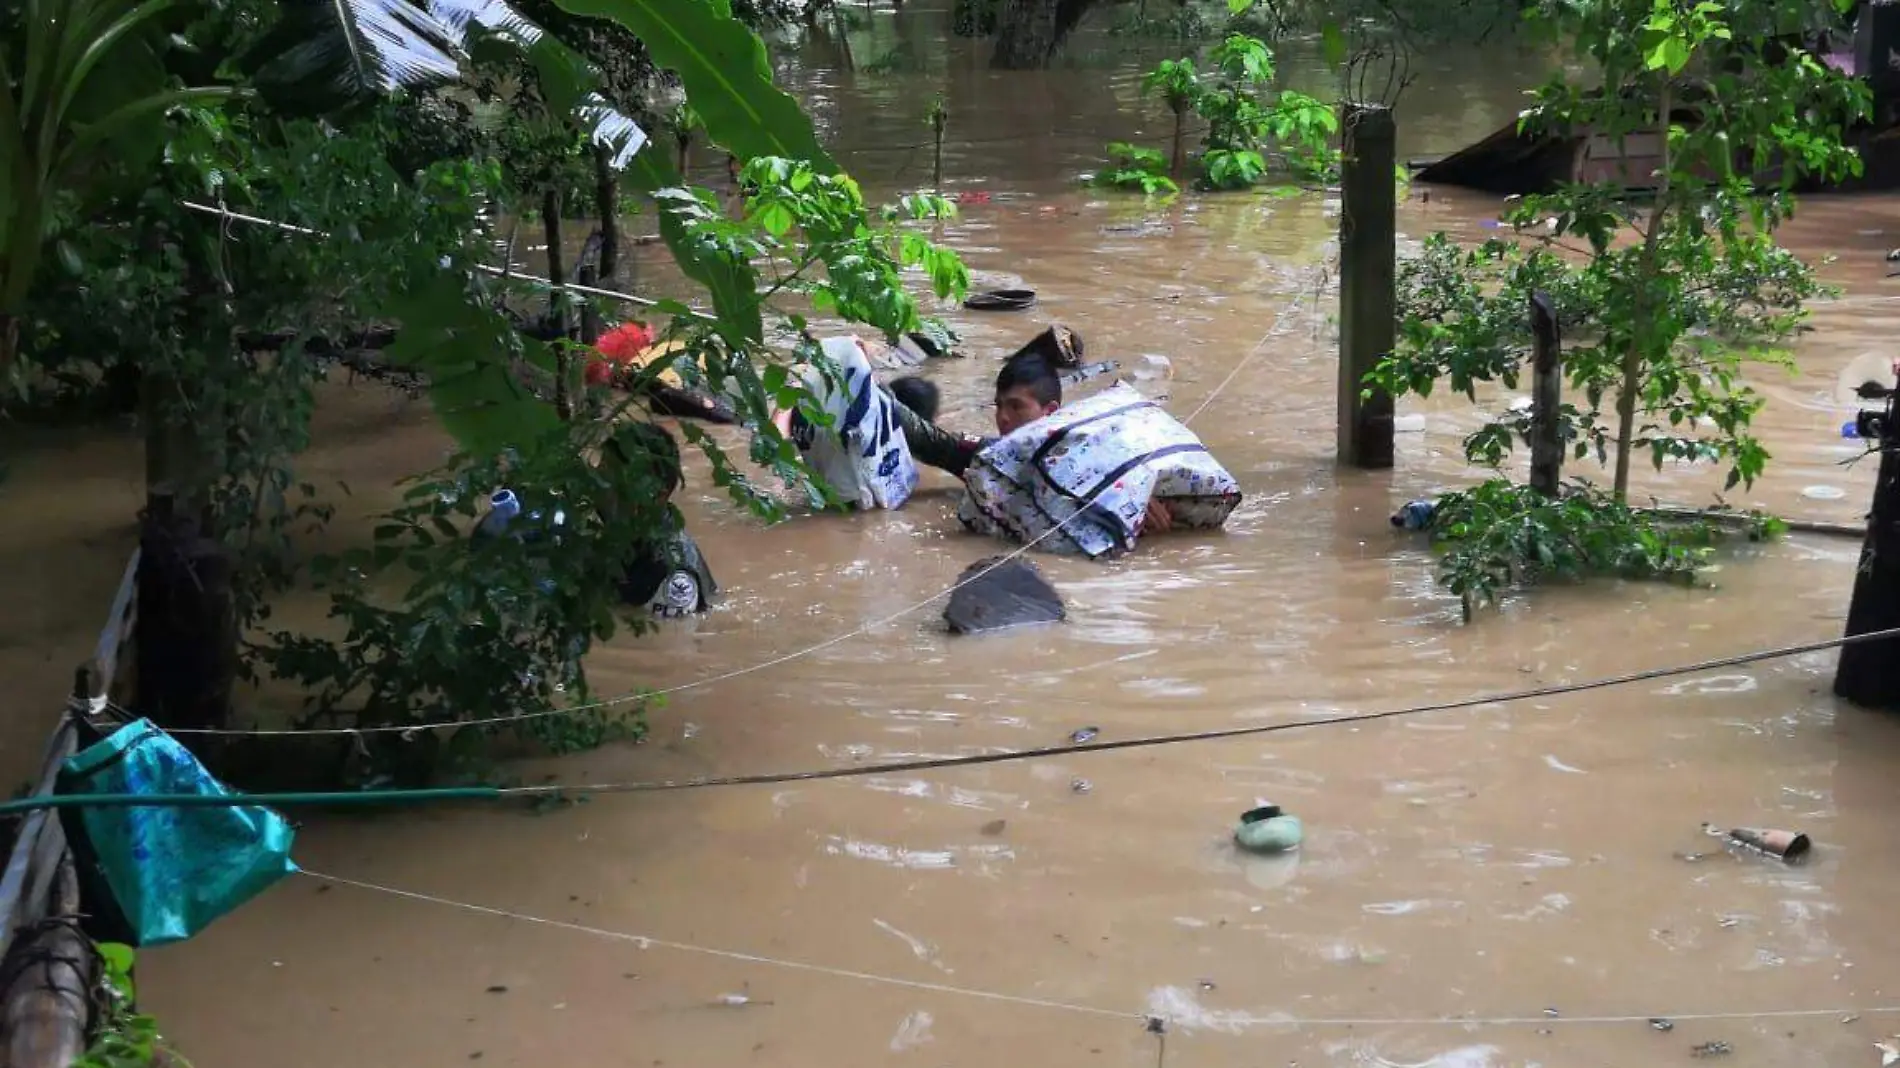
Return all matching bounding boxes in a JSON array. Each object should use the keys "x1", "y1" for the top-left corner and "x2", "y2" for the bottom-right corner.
[{"x1": 959, "y1": 350, "x2": 1241, "y2": 557}]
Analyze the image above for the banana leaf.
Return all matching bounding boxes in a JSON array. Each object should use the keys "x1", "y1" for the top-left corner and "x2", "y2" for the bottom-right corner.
[
  {"x1": 245, "y1": 0, "x2": 645, "y2": 166},
  {"x1": 545, "y1": 0, "x2": 851, "y2": 347},
  {"x1": 432, "y1": 0, "x2": 646, "y2": 164},
  {"x1": 548, "y1": 0, "x2": 839, "y2": 176},
  {"x1": 242, "y1": 0, "x2": 465, "y2": 114},
  {"x1": 622, "y1": 149, "x2": 765, "y2": 349},
  {"x1": 382, "y1": 273, "x2": 564, "y2": 454},
  {"x1": 1, "y1": 0, "x2": 237, "y2": 357}
]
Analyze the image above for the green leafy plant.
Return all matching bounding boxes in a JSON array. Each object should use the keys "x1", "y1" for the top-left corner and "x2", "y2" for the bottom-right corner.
[
  {"x1": 75, "y1": 943, "x2": 184, "y2": 1068},
  {"x1": 1091, "y1": 142, "x2": 1182, "y2": 195},
  {"x1": 1113, "y1": 33, "x2": 1338, "y2": 192},
  {"x1": 0, "y1": 0, "x2": 239, "y2": 380},
  {"x1": 9, "y1": 0, "x2": 967, "y2": 780},
  {"x1": 1427, "y1": 478, "x2": 1715, "y2": 622},
  {"x1": 260, "y1": 419, "x2": 668, "y2": 785},
  {"x1": 1370, "y1": 0, "x2": 1865, "y2": 617}
]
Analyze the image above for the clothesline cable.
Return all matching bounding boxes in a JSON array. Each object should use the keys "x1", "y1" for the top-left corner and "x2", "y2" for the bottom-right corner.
[
  {"x1": 154, "y1": 292, "x2": 1311, "y2": 741},
  {"x1": 178, "y1": 200, "x2": 718, "y2": 321},
  {"x1": 35, "y1": 621, "x2": 1900, "y2": 816},
  {"x1": 301, "y1": 867, "x2": 1900, "y2": 1031}
]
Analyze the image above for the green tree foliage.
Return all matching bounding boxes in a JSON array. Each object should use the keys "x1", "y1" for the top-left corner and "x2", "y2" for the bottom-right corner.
[
  {"x1": 1099, "y1": 34, "x2": 1337, "y2": 192},
  {"x1": 1368, "y1": 0, "x2": 1866, "y2": 618},
  {"x1": 7, "y1": 0, "x2": 968, "y2": 779}
]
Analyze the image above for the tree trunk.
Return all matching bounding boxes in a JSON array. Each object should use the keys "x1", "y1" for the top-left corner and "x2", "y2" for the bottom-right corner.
[
  {"x1": 1170, "y1": 104, "x2": 1186, "y2": 179},
  {"x1": 542, "y1": 190, "x2": 574, "y2": 421},
  {"x1": 136, "y1": 247, "x2": 236, "y2": 733},
  {"x1": 990, "y1": 0, "x2": 1102, "y2": 69},
  {"x1": 1614, "y1": 78, "x2": 1674, "y2": 502},
  {"x1": 592, "y1": 145, "x2": 619, "y2": 283},
  {"x1": 542, "y1": 189, "x2": 566, "y2": 327}
]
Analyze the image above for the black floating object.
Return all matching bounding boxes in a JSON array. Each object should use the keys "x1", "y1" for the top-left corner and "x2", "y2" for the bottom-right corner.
[
  {"x1": 963, "y1": 288, "x2": 1038, "y2": 312},
  {"x1": 647, "y1": 385, "x2": 737, "y2": 425},
  {"x1": 944, "y1": 555, "x2": 1065, "y2": 635},
  {"x1": 906, "y1": 331, "x2": 957, "y2": 359}
]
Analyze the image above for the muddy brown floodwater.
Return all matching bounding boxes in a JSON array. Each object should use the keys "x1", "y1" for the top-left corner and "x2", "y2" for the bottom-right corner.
[{"x1": 6, "y1": 5, "x2": 1900, "y2": 1066}]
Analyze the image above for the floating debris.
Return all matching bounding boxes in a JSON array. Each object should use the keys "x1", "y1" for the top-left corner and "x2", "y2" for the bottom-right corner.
[
  {"x1": 979, "y1": 819, "x2": 1008, "y2": 837},
  {"x1": 944, "y1": 556, "x2": 1066, "y2": 634},
  {"x1": 1198, "y1": 979, "x2": 1217, "y2": 991},
  {"x1": 1544, "y1": 1008, "x2": 1560, "y2": 1018},
  {"x1": 1070, "y1": 726, "x2": 1100, "y2": 745},
  {"x1": 714, "y1": 993, "x2": 772, "y2": 1008},
  {"x1": 1726, "y1": 827, "x2": 1812, "y2": 863},
  {"x1": 1692, "y1": 1041, "x2": 1732, "y2": 1058},
  {"x1": 1651, "y1": 1018, "x2": 1675, "y2": 1032},
  {"x1": 1070, "y1": 778, "x2": 1092, "y2": 794},
  {"x1": 1234, "y1": 805, "x2": 1303, "y2": 855},
  {"x1": 1878, "y1": 1040, "x2": 1899, "y2": 1068}
]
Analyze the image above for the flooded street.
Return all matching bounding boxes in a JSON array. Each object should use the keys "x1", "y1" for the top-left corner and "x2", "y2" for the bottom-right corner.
[{"x1": 9, "y1": 5, "x2": 1900, "y2": 1066}]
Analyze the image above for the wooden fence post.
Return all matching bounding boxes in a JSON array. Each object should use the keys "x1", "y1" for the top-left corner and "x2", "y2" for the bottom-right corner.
[
  {"x1": 577, "y1": 263, "x2": 603, "y2": 349},
  {"x1": 1835, "y1": 398, "x2": 1900, "y2": 707},
  {"x1": 2, "y1": 860, "x2": 91, "y2": 1068},
  {"x1": 929, "y1": 97, "x2": 948, "y2": 191},
  {"x1": 1529, "y1": 290, "x2": 1563, "y2": 497},
  {"x1": 1337, "y1": 103, "x2": 1396, "y2": 470}
]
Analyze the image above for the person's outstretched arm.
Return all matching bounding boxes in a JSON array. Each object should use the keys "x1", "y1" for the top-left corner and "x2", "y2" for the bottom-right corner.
[{"x1": 886, "y1": 389, "x2": 990, "y2": 477}]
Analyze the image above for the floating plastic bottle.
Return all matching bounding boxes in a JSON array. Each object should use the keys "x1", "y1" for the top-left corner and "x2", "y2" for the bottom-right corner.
[
  {"x1": 479, "y1": 489, "x2": 522, "y2": 537},
  {"x1": 1844, "y1": 420, "x2": 1861, "y2": 439},
  {"x1": 1133, "y1": 354, "x2": 1174, "y2": 382},
  {"x1": 1390, "y1": 499, "x2": 1436, "y2": 531}
]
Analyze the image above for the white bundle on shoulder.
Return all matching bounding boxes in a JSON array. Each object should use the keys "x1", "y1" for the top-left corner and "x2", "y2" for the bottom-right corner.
[
  {"x1": 795, "y1": 336, "x2": 921, "y2": 510},
  {"x1": 959, "y1": 383, "x2": 1240, "y2": 557}
]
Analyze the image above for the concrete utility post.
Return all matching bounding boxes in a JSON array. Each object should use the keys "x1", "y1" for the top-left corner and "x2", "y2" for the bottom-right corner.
[
  {"x1": 1528, "y1": 291, "x2": 1564, "y2": 497},
  {"x1": 1835, "y1": 376, "x2": 1900, "y2": 708},
  {"x1": 1336, "y1": 103, "x2": 1396, "y2": 469}
]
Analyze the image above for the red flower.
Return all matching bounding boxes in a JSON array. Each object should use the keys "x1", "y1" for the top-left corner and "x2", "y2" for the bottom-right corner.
[{"x1": 586, "y1": 321, "x2": 654, "y2": 387}]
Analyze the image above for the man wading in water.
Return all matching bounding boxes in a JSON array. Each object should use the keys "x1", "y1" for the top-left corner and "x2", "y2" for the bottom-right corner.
[
  {"x1": 987, "y1": 331, "x2": 1177, "y2": 536},
  {"x1": 889, "y1": 324, "x2": 1092, "y2": 477}
]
